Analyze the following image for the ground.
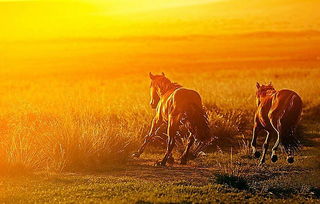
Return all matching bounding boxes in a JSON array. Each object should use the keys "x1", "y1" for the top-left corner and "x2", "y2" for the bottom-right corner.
[{"x1": 1, "y1": 146, "x2": 319, "y2": 203}]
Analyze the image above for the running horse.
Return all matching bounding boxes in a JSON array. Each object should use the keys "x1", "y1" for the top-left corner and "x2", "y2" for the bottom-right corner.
[
  {"x1": 133, "y1": 73, "x2": 211, "y2": 166},
  {"x1": 251, "y1": 82, "x2": 303, "y2": 165}
]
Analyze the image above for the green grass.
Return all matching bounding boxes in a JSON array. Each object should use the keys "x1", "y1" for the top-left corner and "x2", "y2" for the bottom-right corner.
[{"x1": 1, "y1": 145, "x2": 319, "y2": 203}]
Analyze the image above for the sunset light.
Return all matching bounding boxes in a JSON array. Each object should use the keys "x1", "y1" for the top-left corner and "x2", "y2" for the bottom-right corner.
[
  {"x1": 1, "y1": 0, "x2": 318, "y2": 41},
  {"x1": 0, "y1": 0, "x2": 319, "y2": 203}
]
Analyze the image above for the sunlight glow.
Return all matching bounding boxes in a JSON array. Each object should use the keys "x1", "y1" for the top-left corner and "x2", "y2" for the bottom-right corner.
[
  {"x1": 1, "y1": 0, "x2": 318, "y2": 73},
  {"x1": 0, "y1": 0, "x2": 227, "y2": 41},
  {"x1": 84, "y1": 0, "x2": 224, "y2": 14}
]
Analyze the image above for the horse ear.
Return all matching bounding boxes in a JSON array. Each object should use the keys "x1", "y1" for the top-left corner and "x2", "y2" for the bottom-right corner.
[
  {"x1": 256, "y1": 82, "x2": 260, "y2": 89},
  {"x1": 149, "y1": 72, "x2": 154, "y2": 79},
  {"x1": 161, "y1": 72, "x2": 165, "y2": 76}
]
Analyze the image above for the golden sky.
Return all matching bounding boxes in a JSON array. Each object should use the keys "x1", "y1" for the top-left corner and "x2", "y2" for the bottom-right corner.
[
  {"x1": 0, "y1": 0, "x2": 318, "y2": 41},
  {"x1": 0, "y1": 0, "x2": 319, "y2": 74}
]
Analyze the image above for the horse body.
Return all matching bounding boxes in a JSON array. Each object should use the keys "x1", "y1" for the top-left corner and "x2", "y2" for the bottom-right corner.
[
  {"x1": 159, "y1": 88, "x2": 202, "y2": 120},
  {"x1": 165, "y1": 87, "x2": 211, "y2": 141},
  {"x1": 257, "y1": 90, "x2": 302, "y2": 132},
  {"x1": 252, "y1": 83, "x2": 302, "y2": 165},
  {"x1": 133, "y1": 73, "x2": 211, "y2": 166}
]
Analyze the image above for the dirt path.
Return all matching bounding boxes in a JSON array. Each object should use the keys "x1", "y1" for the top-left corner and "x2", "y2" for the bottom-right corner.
[
  {"x1": 110, "y1": 157, "x2": 215, "y2": 184},
  {"x1": 98, "y1": 148, "x2": 319, "y2": 186}
]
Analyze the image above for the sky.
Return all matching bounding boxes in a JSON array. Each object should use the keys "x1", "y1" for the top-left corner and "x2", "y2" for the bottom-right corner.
[
  {"x1": 0, "y1": 0, "x2": 318, "y2": 41},
  {"x1": 0, "y1": 0, "x2": 319, "y2": 74}
]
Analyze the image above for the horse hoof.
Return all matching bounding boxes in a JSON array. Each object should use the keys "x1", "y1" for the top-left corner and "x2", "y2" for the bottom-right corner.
[
  {"x1": 154, "y1": 161, "x2": 166, "y2": 167},
  {"x1": 197, "y1": 151, "x2": 207, "y2": 157},
  {"x1": 271, "y1": 155, "x2": 278, "y2": 163},
  {"x1": 154, "y1": 161, "x2": 161, "y2": 166},
  {"x1": 254, "y1": 151, "x2": 261, "y2": 158},
  {"x1": 132, "y1": 152, "x2": 140, "y2": 158},
  {"x1": 287, "y1": 157, "x2": 294, "y2": 164}
]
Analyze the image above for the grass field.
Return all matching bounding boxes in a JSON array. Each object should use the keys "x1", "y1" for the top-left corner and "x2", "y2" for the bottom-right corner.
[
  {"x1": 1, "y1": 0, "x2": 320, "y2": 202},
  {"x1": 1, "y1": 149, "x2": 319, "y2": 203},
  {"x1": 0, "y1": 51, "x2": 320, "y2": 202}
]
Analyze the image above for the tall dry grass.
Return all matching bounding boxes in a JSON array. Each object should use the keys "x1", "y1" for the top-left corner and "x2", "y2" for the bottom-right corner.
[{"x1": 0, "y1": 65, "x2": 319, "y2": 173}]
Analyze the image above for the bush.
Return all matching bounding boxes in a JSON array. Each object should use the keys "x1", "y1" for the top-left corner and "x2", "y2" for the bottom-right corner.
[{"x1": 215, "y1": 174, "x2": 249, "y2": 190}]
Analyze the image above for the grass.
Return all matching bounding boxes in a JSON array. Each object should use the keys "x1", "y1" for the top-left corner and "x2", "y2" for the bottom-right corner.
[
  {"x1": 1, "y1": 63, "x2": 319, "y2": 172},
  {"x1": 0, "y1": 175, "x2": 262, "y2": 203},
  {"x1": 0, "y1": 59, "x2": 319, "y2": 202},
  {"x1": 0, "y1": 149, "x2": 319, "y2": 203},
  {"x1": 215, "y1": 174, "x2": 249, "y2": 190}
]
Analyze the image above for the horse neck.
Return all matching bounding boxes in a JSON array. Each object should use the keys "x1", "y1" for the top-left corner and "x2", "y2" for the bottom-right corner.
[
  {"x1": 260, "y1": 90, "x2": 276, "y2": 103},
  {"x1": 157, "y1": 82, "x2": 181, "y2": 96}
]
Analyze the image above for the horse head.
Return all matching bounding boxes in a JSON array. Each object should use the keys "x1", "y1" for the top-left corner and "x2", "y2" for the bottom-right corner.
[
  {"x1": 149, "y1": 72, "x2": 166, "y2": 109},
  {"x1": 256, "y1": 82, "x2": 275, "y2": 106}
]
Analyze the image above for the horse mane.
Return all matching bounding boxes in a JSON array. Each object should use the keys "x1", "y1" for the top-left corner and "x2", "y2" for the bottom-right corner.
[
  {"x1": 257, "y1": 85, "x2": 276, "y2": 97},
  {"x1": 156, "y1": 76, "x2": 182, "y2": 95}
]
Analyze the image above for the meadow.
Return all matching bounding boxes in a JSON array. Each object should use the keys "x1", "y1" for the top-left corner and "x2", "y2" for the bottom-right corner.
[
  {"x1": 1, "y1": 60, "x2": 319, "y2": 172},
  {"x1": 0, "y1": 35, "x2": 320, "y2": 202}
]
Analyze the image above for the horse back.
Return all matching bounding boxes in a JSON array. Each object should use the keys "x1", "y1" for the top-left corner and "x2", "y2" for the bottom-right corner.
[
  {"x1": 256, "y1": 89, "x2": 302, "y2": 131},
  {"x1": 269, "y1": 90, "x2": 302, "y2": 129},
  {"x1": 169, "y1": 88, "x2": 210, "y2": 142},
  {"x1": 172, "y1": 88, "x2": 202, "y2": 110},
  {"x1": 158, "y1": 88, "x2": 202, "y2": 121}
]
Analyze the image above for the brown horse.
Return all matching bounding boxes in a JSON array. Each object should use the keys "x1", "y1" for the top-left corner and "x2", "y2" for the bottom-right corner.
[
  {"x1": 251, "y1": 82, "x2": 303, "y2": 165},
  {"x1": 133, "y1": 73, "x2": 211, "y2": 166}
]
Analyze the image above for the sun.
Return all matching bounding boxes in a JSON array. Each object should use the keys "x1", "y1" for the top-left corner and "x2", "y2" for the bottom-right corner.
[{"x1": 81, "y1": 0, "x2": 224, "y2": 15}]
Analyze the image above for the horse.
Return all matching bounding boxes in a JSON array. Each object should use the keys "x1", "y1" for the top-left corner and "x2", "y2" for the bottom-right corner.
[
  {"x1": 132, "y1": 72, "x2": 211, "y2": 166},
  {"x1": 251, "y1": 82, "x2": 303, "y2": 165}
]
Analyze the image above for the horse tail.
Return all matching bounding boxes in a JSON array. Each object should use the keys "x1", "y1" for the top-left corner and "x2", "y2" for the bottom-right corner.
[
  {"x1": 281, "y1": 94, "x2": 303, "y2": 153},
  {"x1": 186, "y1": 103, "x2": 211, "y2": 143}
]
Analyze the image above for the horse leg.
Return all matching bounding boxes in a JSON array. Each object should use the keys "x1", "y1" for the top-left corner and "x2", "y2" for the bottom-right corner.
[
  {"x1": 180, "y1": 133, "x2": 195, "y2": 165},
  {"x1": 270, "y1": 118, "x2": 281, "y2": 163},
  {"x1": 133, "y1": 118, "x2": 162, "y2": 158},
  {"x1": 251, "y1": 124, "x2": 261, "y2": 158},
  {"x1": 286, "y1": 148, "x2": 294, "y2": 163},
  {"x1": 285, "y1": 127, "x2": 295, "y2": 164},
  {"x1": 259, "y1": 131, "x2": 271, "y2": 166},
  {"x1": 132, "y1": 135, "x2": 154, "y2": 158},
  {"x1": 271, "y1": 129, "x2": 281, "y2": 163},
  {"x1": 158, "y1": 119, "x2": 176, "y2": 166},
  {"x1": 192, "y1": 142, "x2": 207, "y2": 159},
  {"x1": 167, "y1": 153, "x2": 175, "y2": 164}
]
